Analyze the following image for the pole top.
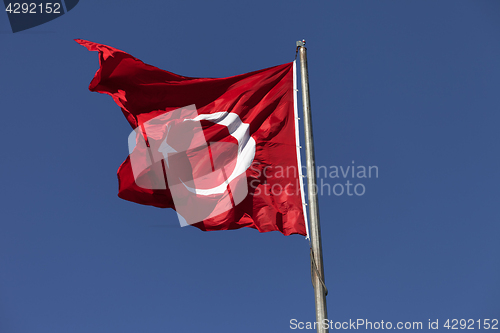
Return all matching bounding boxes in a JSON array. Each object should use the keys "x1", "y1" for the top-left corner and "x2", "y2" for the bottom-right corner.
[{"x1": 296, "y1": 39, "x2": 306, "y2": 47}]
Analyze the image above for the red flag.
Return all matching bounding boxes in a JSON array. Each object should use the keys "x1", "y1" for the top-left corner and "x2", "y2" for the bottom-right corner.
[{"x1": 77, "y1": 39, "x2": 308, "y2": 236}]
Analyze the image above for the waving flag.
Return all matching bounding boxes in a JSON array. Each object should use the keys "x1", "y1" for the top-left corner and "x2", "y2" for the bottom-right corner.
[{"x1": 77, "y1": 39, "x2": 308, "y2": 236}]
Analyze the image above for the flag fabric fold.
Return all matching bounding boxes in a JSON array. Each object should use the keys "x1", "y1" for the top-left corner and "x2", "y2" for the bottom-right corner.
[{"x1": 77, "y1": 39, "x2": 307, "y2": 236}]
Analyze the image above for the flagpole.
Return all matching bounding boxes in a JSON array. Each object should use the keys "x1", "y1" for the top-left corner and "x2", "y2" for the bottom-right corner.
[{"x1": 297, "y1": 40, "x2": 329, "y2": 333}]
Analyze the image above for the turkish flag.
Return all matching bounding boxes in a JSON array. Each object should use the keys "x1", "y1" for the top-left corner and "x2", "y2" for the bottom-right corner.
[{"x1": 77, "y1": 39, "x2": 308, "y2": 236}]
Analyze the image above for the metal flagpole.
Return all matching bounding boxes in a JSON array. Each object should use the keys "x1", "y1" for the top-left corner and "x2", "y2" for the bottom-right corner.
[{"x1": 297, "y1": 39, "x2": 329, "y2": 333}]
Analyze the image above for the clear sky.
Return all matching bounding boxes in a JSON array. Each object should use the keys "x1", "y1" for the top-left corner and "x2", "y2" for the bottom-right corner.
[{"x1": 1, "y1": 1, "x2": 499, "y2": 332}]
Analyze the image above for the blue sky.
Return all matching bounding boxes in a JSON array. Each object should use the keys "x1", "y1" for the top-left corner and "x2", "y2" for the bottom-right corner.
[{"x1": 1, "y1": 1, "x2": 499, "y2": 332}]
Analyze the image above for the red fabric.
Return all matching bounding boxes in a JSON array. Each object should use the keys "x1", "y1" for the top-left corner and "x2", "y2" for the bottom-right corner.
[{"x1": 77, "y1": 39, "x2": 306, "y2": 236}]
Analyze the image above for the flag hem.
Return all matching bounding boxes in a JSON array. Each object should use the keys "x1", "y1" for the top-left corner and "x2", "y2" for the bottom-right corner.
[{"x1": 293, "y1": 60, "x2": 310, "y2": 239}]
